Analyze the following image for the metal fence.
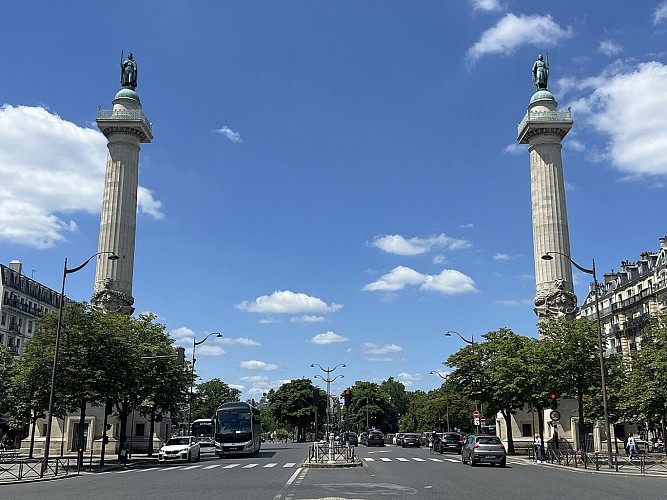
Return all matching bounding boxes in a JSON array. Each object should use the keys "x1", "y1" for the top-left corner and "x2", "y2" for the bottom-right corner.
[
  {"x1": 308, "y1": 442, "x2": 355, "y2": 464},
  {"x1": 535, "y1": 448, "x2": 667, "y2": 474},
  {"x1": 0, "y1": 455, "x2": 75, "y2": 482}
]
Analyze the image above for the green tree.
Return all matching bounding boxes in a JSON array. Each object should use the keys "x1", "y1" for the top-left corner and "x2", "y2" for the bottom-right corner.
[
  {"x1": 380, "y1": 377, "x2": 409, "y2": 433},
  {"x1": 192, "y1": 378, "x2": 241, "y2": 421},
  {"x1": 345, "y1": 382, "x2": 391, "y2": 432},
  {"x1": 267, "y1": 379, "x2": 318, "y2": 440},
  {"x1": 539, "y1": 317, "x2": 600, "y2": 452}
]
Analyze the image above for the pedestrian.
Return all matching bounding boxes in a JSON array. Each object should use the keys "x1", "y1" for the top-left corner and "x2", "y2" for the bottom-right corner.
[
  {"x1": 627, "y1": 433, "x2": 637, "y2": 459},
  {"x1": 120, "y1": 441, "x2": 129, "y2": 466},
  {"x1": 533, "y1": 434, "x2": 542, "y2": 463}
]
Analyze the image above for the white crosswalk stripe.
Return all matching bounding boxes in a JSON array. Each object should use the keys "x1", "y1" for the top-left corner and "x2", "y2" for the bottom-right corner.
[
  {"x1": 412, "y1": 457, "x2": 426, "y2": 462},
  {"x1": 283, "y1": 462, "x2": 296, "y2": 468},
  {"x1": 222, "y1": 463, "x2": 240, "y2": 469},
  {"x1": 396, "y1": 458, "x2": 409, "y2": 462},
  {"x1": 364, "y1": 457, "x2": 375, "y2": 462},
  {"x1": 380, "y1": 457, "x2": 392, "y2": 462},
  {"x1": 263, "y1": 463, "x2": 278, "y2": 468},
  {"x1": 428, "y1": 458, "x2": 444, "y2": 462},
  {"x1": 203, "y1": 464, "x2": 221, "y2": 469},
  {"x1": 243, "y1": 463, "x2": 259, "y2": 468}
]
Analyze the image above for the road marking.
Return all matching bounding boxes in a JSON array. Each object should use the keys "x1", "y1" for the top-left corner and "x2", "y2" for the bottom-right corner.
[
  {"x1": 117, "y1": 469, "x2": 134, "y2": 473},
  {"x1": 283, "y1": 462, "x2": 296, "y2": 467},
  {"x1": 380, "y1": 457, "x2": 392, "y2": 462},
  {"x1": 273, "y1": 467, "x2": 304, "y2": 500},
  {"x1": 203, "y1": 464, "x2": 221, "y2": 469},
  {"x1": 137, "y1": 467, "x2": 160, "y2": 472},
  {"x1": 396, "y1": 458, "x2": 409, "y2": 462},
  {"x1": 264, "y1": 463, "x2": 278, "y2": 468},
  {"x1": 428, "y1": 458, "x2": 443, "y2": 462},
  {"x1": 445, "y1": 458, "x2": 459, "y2": 463},
  {"x1": 243, "y1": 463, "x2": 259, "y2": 468},
  {"x1": 182, "y1": 465, "x2": 200, "y2": 470},
  {"x1": 364, "y1": 457, "x2": 375, "y2": 462},
  {"x1": 412, "y1": 458, "x2": 426, "y2": 462},
  {"x1": 222, "y1": 463, "x2": 240, "y2": 468}
]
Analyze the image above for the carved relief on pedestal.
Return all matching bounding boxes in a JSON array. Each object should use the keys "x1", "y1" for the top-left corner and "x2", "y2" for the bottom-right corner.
[
  {"x1": 91, "y1": 278, "x2": 135, "y2": 315},
  {"x1": 534, "y1": 279, "x2": 578, "y2": 320}
]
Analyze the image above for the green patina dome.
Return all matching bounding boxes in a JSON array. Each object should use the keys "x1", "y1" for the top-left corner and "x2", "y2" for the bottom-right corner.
[
  {"x1": 530, "y1": 89, "x2": 557, "y2": 105},
  {"x1": 114, "y1": 88, "x2": 141, "y2": 103}
]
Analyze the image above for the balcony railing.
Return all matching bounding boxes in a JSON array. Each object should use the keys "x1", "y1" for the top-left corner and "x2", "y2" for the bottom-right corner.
[
  {"x1": 97, "y1": 108, "x2": 152, "y2": 134},
  {"x1": 518, "y1": 109, "x2": 572, "y2": 134}
]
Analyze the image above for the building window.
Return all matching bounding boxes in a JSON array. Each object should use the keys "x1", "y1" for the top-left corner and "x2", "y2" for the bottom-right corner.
[
  {"x1": 1, "y1": 313, "x2": 5, "y2": 325},
  {"x1": 136, "y1": 423, "x2": 145, "y2": 437},
  {"x1": 522, "y1": 424, "x2": 532, "y2": 437}
]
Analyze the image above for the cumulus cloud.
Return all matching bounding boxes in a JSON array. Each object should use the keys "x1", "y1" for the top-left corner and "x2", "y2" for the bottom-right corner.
[
  {"x1": 309, "y1": 331, "x2": 350, "y2": 345},
  {"x1": 654, "y1": 1, "x2": 667, "y2": 25},
  {"x1": 221, "y1": 337, "x2": 260, "y2": 346},
  {"x1": 291, "y1": 315, "x2": 326, "y2": 324},
  {"x1": 0, "y1": 105, "x2": 163, "y2": 248},
  {"x1": 397, "y1": 372, "x2": 423, "y2": 382},
  {"x1": 215, "y1": 125, "x2": 242, "y2": 143},
  {"x1": 363, "y1": 342, "x2": 403, "y2": 361},
  {"x1": 236, "y1": 290, "x2": 343, "y2": 314},
  {"x1": 239, "y1": 376, "x2": 270, "y2": 383},
  {"x1": 493, "y1": 253, "x2": 511, "y2": 260},
  {"x1": 362, "y1": 266, "x2": 477, "y2": 295},
  {"x1": 240, "y1": 360, "x2": 278, "y2": 371},
  {"x1": 467, "y1": 14, "x2": 573, "y2": 63},
  {"x1": 370, "y1": 233, "x2": 471, "y2": 256},
  {"x1": 170, "y1": 327, "x2": 226, "y2": 356},
  {"x1": 574, "y1": 61, "x2": 667, "y2": 177},
  {"x1": 469, "y1": 0, "x2": 503, "y2": 12},
  {"x1": 599, "y1": 40, "x2": 622, "y2": 57}
]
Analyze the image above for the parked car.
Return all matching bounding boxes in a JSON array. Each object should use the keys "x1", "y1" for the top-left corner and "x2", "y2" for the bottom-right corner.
[
  {"x1": 366, "y1": 430, "x2": 385, "y2": 447},
  {"x1": 461, "y1": 434, "x2": 506, "y2": 467},
  {"x1": 158, "y1": 436, "x2": 201, "y2": 463},
  {"x1": 400, "y1": 433, "x2": 421, "y2": 447},
  {"x1": 420, "y1": 431, "x2": 435, "y2": 446},
  {"x1": 438, "y1": 432, "x2": 463, "y2": 454},
  {"x1": 384, "y1": 433, "x2": 395, "y2": 445},
  {"x1": 348, "y1": 431, "x2": 358, "y2": 446}
]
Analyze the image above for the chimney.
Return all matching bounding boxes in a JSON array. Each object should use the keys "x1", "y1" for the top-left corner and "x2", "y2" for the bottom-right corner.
[{"x1": 8, "y1": 260, "x2": 22, "y2": 274}]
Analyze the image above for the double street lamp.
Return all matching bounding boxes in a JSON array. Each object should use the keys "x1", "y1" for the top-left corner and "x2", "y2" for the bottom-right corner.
[
  {"x1": 429, "y1": 371, "x2": 450, "y2": 432},
  {"x1": 42, "y1": 252, "x2": 119, "y2": 474},
  {"x1": 188, "y1": 332, "x2": 223, "y2": 433},
  {"x1": 542, "y1": 251, "x2": 613, "y2": 467},
  {"x1": 311, "y1": 363, "x2": 345, "y2": 441}
]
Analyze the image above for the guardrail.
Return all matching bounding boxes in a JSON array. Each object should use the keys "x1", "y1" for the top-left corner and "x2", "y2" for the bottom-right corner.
[
  {"x1": 0, "y1": 456, "x2": 75, "y2": 482},
  {"x1": 538, "y1": 449, "x2": 667, "y2": 474},
  {"x1": 308, "y1": 442, "x2": 355, "y2": 464}
]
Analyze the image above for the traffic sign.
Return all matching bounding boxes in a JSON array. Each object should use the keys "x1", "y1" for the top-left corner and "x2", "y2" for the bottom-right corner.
[
  {"x1": 473, "y1": 410, "x2": 480, "y2": 418},
  {"x1": 480, "y1": 416, "x2": 486, "y2": 424},
  {"x1": 550, "y1": 410, "x2": 561, "y2": 422}
]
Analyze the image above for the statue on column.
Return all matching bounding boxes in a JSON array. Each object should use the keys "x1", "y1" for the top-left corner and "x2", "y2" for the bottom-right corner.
[
  {"x1": 120, "y1": 52, "x2": 138, "y2": 90},
  {"x1": 532, "y1": 53, "x2": 549, "y2": 91}
]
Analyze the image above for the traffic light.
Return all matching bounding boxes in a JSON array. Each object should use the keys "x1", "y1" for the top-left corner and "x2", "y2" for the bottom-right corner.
[
  {"x1": 550, "y1": 393, "x2": 558, "y2": 410},
  {"x1": 344, "y1": 389, "x2": 352, "y2": 406},
  {"x1": 177, "y1": 346, "x2": 185, "y2": 365}
]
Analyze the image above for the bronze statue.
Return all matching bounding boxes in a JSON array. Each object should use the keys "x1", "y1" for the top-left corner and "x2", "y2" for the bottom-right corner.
[
  {"x1": 532, "y1": 53, "x2": 549, "y2": 91},
  {"x1": 120, "y1": 52, "x2": 138, "y2": 89}
]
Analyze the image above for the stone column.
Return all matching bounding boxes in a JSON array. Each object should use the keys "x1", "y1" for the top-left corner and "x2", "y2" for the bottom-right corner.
[
  {"x1": 518, "y1": 90, "x2": 577, "y2": 320},
  {"x1": 92, "y1": 88, "x2": 152, "y2": 314}
]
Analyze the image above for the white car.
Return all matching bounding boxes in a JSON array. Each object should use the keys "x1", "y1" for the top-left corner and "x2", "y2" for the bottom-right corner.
[{"x1": 158, "y1": 436, "x2": 201, "y2": 463}]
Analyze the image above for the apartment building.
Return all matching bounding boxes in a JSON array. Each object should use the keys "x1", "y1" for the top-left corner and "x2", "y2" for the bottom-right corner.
[{"x1": 0, "y1": 260, "x2": 61, "y2": 356}]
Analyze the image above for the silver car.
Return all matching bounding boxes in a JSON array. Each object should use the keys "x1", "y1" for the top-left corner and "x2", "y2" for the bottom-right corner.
[{"x1": 461, "y1": 434, "x2": 506, "y2": 467}]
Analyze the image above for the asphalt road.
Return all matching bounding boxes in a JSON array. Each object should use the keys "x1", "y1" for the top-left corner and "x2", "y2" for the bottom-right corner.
[{"x1": 1, "y1": 442, "x2": 665, "y2": 500}]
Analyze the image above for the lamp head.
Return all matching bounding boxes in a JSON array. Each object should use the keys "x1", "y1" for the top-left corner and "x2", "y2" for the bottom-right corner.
[
  {"x1": 429, "y1": 370, "x2": 436, "y2": 374},
  {"x1": 108, "y1": 254, "x2": 120, "y2": 261},
  {"x1": 541, "y1": 254, "x2": 554, "y2": 261},
  {"x1": 215, "y1": 333, "x2": 223, "y2": 338}
]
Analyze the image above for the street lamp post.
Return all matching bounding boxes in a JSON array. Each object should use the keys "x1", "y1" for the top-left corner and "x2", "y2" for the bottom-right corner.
[
  {"x1": 311, "y1": 363, "x2": 345, "y2": 441},
  {"x1": 429, "y1": 371, "x2": 450, "y2": 432},
  {"x1": 188, "y1": 332, "x2": 222, "y2": 434},
  {"x1": 42, "y1": 252, "x2": 118, "y2": 475},
  {"x1": 444, "y1": 330, "x2": 474, "y2": 345},
  {"x1": 542, "y1": 251, "x2": 613, "y2": 468}
]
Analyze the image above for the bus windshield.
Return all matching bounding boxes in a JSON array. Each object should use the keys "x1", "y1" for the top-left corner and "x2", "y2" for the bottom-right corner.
[{"x1": 218, "y1": 410, "x2": 252, "y2": 434}]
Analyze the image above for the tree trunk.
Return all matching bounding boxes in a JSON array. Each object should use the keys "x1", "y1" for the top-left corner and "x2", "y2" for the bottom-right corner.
[
  {"x1": 577, "y1": 387, "x2": 585, "y2": 453},
  {"x1": 117, "y1": 400, "x2": 129, "y2": 461},
  {"x1": 77, "y1": 402, "x2": 87, "y2": 469},
  {"x1": 501, "y1": 409, "x2": 515, "y2": 454},
  {"x1": 537, "y1": 405, "x2": 546, "y2": 458},
  {"x1": 29, "y1": 414, "x2": 37, "y2": 458},
  {"x1": 148, "y1": 406, "x2": 156, "y2": 457}
]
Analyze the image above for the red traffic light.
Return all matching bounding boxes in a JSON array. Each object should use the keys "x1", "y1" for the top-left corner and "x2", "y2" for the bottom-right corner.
[{"x1": 550, "y1": 393, "x2": 556, "y2": 399}]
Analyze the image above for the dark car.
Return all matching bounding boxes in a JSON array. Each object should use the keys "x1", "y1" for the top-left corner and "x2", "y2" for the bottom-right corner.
[
  {"x1": 366, "y1": 430, "x2": 385, "y2": 447},
  {"x1": 400, "y1": 433, "x2": 421, "y2": 447},
  {"x1": 438, "y1": 432, "x2": 463, "y2": 454},
  {"x1": 461, "y1": 434, "x2": 506, "y2": 467},
  {"x1": 347, "y1": 431, "x2": 358, "y2": 446}
]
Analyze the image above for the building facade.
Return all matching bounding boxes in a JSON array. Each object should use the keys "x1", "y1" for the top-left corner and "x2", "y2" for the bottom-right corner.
[
  {"x1": 0, "y1": 260, "x2": 61, "y2": 356},
  {"x1": 578, "y1": 236, "x2": 667, "y2": 357}
]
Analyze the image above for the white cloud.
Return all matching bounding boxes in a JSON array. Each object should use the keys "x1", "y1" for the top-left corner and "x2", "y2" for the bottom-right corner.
[
  {"x1": 222, "y1": 337, "x2": 261, "y2": 346},
  {"x1": 260, "y1": 317, "x2": 279, "y2": 324},
  {"x1": 459, "y1": 223, "x2": 475, "y2": 229},
  {"x1": 240, "y1": 360, "x2": 278, "y2": 371},
  {"x1": 467, "y1": 14, "x2": 573, "y2": 63},
  {"x1": 363, "y1": 343, "x2": 403, "y2": 356},
  {"x1": 236, "y1": 290, "x2": 343, "y2": 314},
  {"x1": 469, "y1": 0, "x2": 503, "y2": 12},
  {"x1": 291, "y1": 315, "x2": 326, "y2": 324},
  {"x1": 362, "y1": 266, "x2": 477, "y2": 295},
  {"x1": 397, "y1": 372, "x2": 423, "y2": 382},
  {"x1": 493, "y1": 253, "x2": 510, "y2": 261},
  {"x1": 496, "y1": 299, "x2": 534, "y2": 306},
  {"x1": 196, "y1": 345, "x2": 226, "y2": 356},
  {"x1": 654, "y1": 1, "x2": 667, "y2": 25},
  {"x1": 578, "y1": 61, "x2": 667, "y2": 177},
  {"x1": 215, "y1": 125, "x2": 242, "y2": 143},
  {"x1": 599, "y1": 40, "x2": 622, "y2": 57},
  {"x1": 504, "y1": 143, "x2": 523, "y2": 155},
  {"x1": 432, "y1": 254, "x2": 446, "y2": 264},
  {"x1": 370, "y1": 233, "x2": 471, "y2": 256},
  {"x1": 239, "y1": 376, "x2": 270, "y2": 383},
  {"x1": 0, "y1": 105, "x2": 163, "y2": 248},
  {"x1": 309, "y1": 331, "x2": 350, "y2": 345}
]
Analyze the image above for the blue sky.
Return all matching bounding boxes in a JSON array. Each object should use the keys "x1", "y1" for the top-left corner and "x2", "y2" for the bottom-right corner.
[{"x1": 2, "y1": 1, "x2": 666, "y2": 402}]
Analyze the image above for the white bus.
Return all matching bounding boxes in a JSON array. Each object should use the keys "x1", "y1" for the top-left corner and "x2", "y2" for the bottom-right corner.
[
  {"x1": 214, "y1": 401, "x2": 261, "y2": 457},
  {"x1": 191, "y1": 418, "x2": 215, "y2": 447}
]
